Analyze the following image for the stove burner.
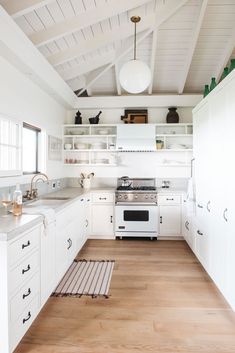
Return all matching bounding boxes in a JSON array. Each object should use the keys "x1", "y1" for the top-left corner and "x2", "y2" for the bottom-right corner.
[{"x1": 117, "y1": 186, "x2": 156, "y2": 191}]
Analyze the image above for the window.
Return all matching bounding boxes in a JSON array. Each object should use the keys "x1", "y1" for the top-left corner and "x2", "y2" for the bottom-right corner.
[
  {"x1": 23, "y1": 123, "x2": 41, "y2": 174},
  {"x1": 0, "y1": 115, "x2": 22, "y2": 177}
]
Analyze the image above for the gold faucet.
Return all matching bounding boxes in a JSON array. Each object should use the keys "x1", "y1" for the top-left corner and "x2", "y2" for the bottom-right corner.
[{"x1": 23, "y1": 173, "x2": 49, "y2": 200}]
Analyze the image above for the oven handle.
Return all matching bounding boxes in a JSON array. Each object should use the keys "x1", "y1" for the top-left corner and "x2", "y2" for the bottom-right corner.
[{"x1": 115, "y1": 202, "x2": 158, "y2": 206}]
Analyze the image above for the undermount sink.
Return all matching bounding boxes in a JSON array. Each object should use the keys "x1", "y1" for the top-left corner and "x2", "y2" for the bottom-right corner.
[
  {"x1": 41, "y1": 196, "x2": 71, "y2": 201},
  {"x1": 25, "y1": 199, "x2": 68, "y2": 207}
]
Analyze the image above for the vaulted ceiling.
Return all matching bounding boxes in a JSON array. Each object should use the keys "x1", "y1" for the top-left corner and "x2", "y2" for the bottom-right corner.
[{"x1": 1, "y1": 0, "x2": 235, "y2": 97}]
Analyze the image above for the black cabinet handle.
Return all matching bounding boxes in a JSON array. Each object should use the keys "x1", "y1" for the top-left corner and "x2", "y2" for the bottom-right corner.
[
  {"x1": 110, "y1": 215, "x2": 113, "y2": 223},
  {"x1": 85, "y1": 219, "x2": 88, "y2": 227},
  {"x1": 99, "y1": 197, "x2": 107, "y2": 200},
  {"x1": 223, "y1": 208, "x2": 228, "y2": 222},
  {"x1": 160, "y1": 216, "x2": 163, "y2": 224},
  {"x1": 67, "y1": 238, "x2": 72, "y2": 250},
  {"x1": 22, "y1": 264, "x2": 31, "y2": 274},
  {"x1": 22, "y1": 240, "x2": 30, "y2": 249},
  {"x1": 185, "y1": 221, "x2": 189, "y2": 230},
  {"x1": 206, "y1": 201, "x2": 211, "y2": 213},
  {"x1": 166, "y1": 198, "x2": 174, "y2": 201},
  {"x1": 23, "y1": 311, "x2": 31, "y2": 324},
  {"x1": 197, "y1": 204, "x2": 203, "y2": 209},
  {"x1": 23, "y1": 288, "x2": 31, "y2": 300},
  {"x1": 197, "y1": 230, "x2": 203, "y2": 236},
  {"x1": 80, "y1": 198, "x2": 84, "y2": 202},
  {"x1": 87, "y1": 199, "x2": 90, "y2": 202}
]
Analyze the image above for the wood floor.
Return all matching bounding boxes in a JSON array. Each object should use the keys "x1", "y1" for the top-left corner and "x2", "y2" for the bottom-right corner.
[{"x1": 15, "y1": 240, "x2": 235, "y2": 353}]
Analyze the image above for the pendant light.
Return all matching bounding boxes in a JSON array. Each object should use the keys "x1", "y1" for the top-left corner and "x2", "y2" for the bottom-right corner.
[{"x1": 119, "y1": 16, "x2": 151, "y2": 94}]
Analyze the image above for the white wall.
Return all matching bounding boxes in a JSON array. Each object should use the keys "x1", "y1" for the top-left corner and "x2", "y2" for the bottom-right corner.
[{"x1": 0, "y1": 56, "x2": 66, "y2": 187}]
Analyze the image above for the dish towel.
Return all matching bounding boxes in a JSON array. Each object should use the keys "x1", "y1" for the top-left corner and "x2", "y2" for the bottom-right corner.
[
  {"x1": 186, "y1": 178, "x2": 196, "y2": 215},
  {"x1": 23, "y1": 207, "x2": 56, "y2": 228}
]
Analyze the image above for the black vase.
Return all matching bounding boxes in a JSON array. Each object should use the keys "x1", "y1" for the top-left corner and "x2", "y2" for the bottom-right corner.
[{"x1": 166, "y1": 107, "x2": 179, "y2": 123}]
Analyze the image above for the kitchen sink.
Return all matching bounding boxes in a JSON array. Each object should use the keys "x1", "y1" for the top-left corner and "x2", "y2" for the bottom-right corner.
[
  {"x1": 25, "y1": 199, "x2": 67, "y2": 207},
  {"x1": 41, "y1": 196, "x2": 71, "y2": 201}
]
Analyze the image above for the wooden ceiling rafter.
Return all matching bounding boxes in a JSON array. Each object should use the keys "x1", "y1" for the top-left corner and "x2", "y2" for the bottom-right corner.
[
  {"x1": 178, "y1": 0, "x2": 209, "y2": 94},
  {"x1": 29, "y1": 0, "x2": 153, "y2": 47}
]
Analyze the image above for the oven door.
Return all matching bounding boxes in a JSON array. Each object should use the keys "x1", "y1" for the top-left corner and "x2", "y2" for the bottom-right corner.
[{"x1": 115, "y1": 204, "x2": 158, "y2": 234}]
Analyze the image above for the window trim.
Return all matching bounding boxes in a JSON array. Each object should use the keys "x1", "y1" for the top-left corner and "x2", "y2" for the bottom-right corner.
[
  {"x1": 0, "y1": 114, "x2": 22, "y2": 177},
  {"x1": 23, "y1": 122, "x2": 41, "y2": 175}
]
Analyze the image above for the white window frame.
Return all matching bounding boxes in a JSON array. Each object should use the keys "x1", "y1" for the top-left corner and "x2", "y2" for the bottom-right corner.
[{"x1": 0, "y1": 114, "x2": 22, "y2": 177}]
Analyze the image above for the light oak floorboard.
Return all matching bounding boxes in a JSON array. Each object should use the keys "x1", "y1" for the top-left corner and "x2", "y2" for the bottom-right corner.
[{"x1": 15, "y1": 240, "x2": 235, "y2": 353}]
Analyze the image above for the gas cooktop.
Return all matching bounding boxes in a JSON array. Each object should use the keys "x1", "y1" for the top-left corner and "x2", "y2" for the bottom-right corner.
[{"x1": 117, "y1": 186, "x2": 156, "y2": 191}]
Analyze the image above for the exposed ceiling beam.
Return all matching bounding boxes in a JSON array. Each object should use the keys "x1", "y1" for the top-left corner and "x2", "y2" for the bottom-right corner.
[
  {"x1": 29, "y1": 0, "x2": 152, "y2": 47},
  {"x1": 58, "y1": 51, "x2": 115, "y2": 81},
  {"x1": 215, "y1": 24, "x2": 235, "y2": 82},
  {"x1": 0, "y1": 0, "x2": 54, "y2": 18},
  {"x1": 74, "y1": 95, "x2": 203, "y2": 109},
  {"x1": 178, "y1": 0, "x2": 208, "y2": 94},
  {"x1": 114, "y1": 42, "x2": 122, "y2": 96},
  {"x1": 48, "y1": 15, "x2": 155, "y2": 66},
  {"x1": 148, "y1": 29, "x2": 158, "y2": 95},
  {"x1": 78, "y1": 0, "x2": 190, "y2": 97},
  {"x1": 114, "y1": 63, "x2": 122, "y2": 96}
]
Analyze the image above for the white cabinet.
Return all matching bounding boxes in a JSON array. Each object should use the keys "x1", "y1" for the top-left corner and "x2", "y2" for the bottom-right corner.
[
  {"x1": 0, "y1": 223, "x2": 42, "y2": 353},
  {"x1": 40, "y1": 221, "x2": 56, "y2": 305},
  {"x1": 90, "y1": 192, "x2": 114, "y2": 239},
  {"x1": 193, "y1": 70, "x2": 235, "y2": 310},
  {"x1": 158, "y1": 194, "x2": 182, "y2": 237}
]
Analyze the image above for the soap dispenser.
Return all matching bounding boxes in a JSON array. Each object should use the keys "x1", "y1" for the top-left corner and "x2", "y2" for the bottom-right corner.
[{"x1": 12, "y1": 183, "x2": 22, "y2": 216}]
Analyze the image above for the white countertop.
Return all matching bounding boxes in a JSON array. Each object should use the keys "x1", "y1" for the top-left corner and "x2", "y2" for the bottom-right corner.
[{"x1": 0, "y1": 187, "x2": 115, "y2": 241}]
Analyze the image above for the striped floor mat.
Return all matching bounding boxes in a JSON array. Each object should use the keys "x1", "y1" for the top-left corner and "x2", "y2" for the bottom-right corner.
[{"x1": 52, "y1": 259, "x2": 115, "y2": 298}]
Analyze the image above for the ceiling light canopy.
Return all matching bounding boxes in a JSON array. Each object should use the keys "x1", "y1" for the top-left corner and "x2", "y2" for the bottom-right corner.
[{"x1": 119, "y1": 16, "x2": 151, "y2": 94}]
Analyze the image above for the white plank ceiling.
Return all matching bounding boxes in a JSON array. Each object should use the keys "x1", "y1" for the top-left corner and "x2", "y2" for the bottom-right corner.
[{"x1": 1, "y1": 0, "x2": 235, "y2": 96}]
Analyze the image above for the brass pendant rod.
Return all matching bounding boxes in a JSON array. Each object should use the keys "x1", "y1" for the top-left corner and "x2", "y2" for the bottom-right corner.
[
  {"x1": 134, "y1": 21, "x2": 137, "y2": 60},
  {"x1": 131, "y1": 16, "x2": 141, "y2": 61}
]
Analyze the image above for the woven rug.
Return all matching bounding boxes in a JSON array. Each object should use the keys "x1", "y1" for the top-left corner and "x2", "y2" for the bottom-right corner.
[{"x1": 52, "y1": 259, "x2": 115, "y2": 298}]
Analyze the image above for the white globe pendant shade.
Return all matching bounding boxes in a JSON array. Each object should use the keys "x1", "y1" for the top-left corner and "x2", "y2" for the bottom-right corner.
[{"x1": 119, "y1": 59, "x2": 151, "y2": 94}]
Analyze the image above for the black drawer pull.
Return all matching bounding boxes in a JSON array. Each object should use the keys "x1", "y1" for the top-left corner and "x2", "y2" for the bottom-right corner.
[
  {"x1": 23, "y1": 288, "x2": 31, "y2": 299},
  {"x1": 166, "y1": 198, "x2": 174, "y2": 201},
  {"x1": 185, "y1": 221, "x2": 189, "y2": 230},
  {"x1": 80, "y1": 198, "x2": 84, "y2": 202},
  {"x1": 197, "y1": 204, "x2": 203, "y2": 209},
  {"x1": 22, "y1": 240, "x2": 30, "y2": 249},
  {"x1": 160, "y1": 216, "x2": 163, "y2": 224},
  {"x1": 197, "y1": 230, "x2": 203, "y2": 236},
  {"x1": 22, "y1": 264, "x2": 31, "y2": 274},
  {"x1": 110, "y1": 215, "x2": 113, "y2": 223},
  {"x1": 23, "y1": 311, "x2": 31, "y2": 324},
  {"x1": 223, "y1": 208, "x2": 228, "y2": 222},
  {"x1": 206, "y1": 201, "x2": 211, "y2": 212},
  {"x1": 67, "y1": 238, "x2": 72, "y2": 250},
  {"x1": 99, "y1": 197, "x2": 107, "y2": 200}
]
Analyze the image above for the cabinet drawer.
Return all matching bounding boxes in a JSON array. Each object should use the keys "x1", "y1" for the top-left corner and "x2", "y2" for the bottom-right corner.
[
  {"x1": 158, "y1": 195, "x2": 181, "y2": 205},
  {"x1": 92, "y1": 193, "x2": 114, "y2": 203},
  {"x1": 9, "y1": 225, "x2": 40, "y2": 267},
  {"x1": 10, "y1": 250, "x2": 40, "y2": 294},
  {"x1": 10, "y1": 295, "x2": 40, "y2": 352},
  {"x1": 10, "y1": 272, "x2": 40, "y2": 322}
]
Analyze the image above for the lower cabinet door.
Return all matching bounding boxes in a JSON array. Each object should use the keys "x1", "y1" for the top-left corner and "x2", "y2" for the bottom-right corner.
[
  {"x1": 41, "y1": 222, "x2": 56, "y2": 305},
  {"x1": 90, "y1": 204, "x2": 114, "y2": 237},
  {"x1": 159, "y1": 205, "x2": 181, "y2": 236}
]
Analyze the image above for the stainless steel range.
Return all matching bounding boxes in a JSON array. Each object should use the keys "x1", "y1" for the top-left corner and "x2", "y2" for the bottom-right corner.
[{"x1": 115, "y1": 177, "x2": 158, "y2": 239}]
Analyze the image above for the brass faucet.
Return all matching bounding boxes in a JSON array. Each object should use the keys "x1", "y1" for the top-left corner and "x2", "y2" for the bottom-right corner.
[{"x1": 23, "y1": 173, "x2": 49, "y2": 200}]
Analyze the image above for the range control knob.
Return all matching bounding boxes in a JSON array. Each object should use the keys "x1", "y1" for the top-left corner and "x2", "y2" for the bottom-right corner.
[
  {"x1": 118, "y1": 194, "x2": 122, "y2": 199},
  {"x1": 150, "y1": 195, "x2": 155, "y2": 199},
  {"x1": 124, "y1": 195, "x2": 128, "y2": 200},
  {"x1": 145, "y1": 195, "x2": 149, "y2": 199},
  {"x1": 134, "y1": 195, "x2": 138, "y2": 199}
]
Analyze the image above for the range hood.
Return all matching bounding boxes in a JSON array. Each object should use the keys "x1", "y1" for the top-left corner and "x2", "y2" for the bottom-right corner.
[{"x1": 116, "y1": 125, "x2": 156, "y2": 151}]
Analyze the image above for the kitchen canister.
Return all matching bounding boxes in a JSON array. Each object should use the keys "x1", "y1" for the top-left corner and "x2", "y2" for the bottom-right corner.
[
  {"x1": 166, "y1": 107, "x2": 179, "y2": 123},
  {"x1": 82, "y1": 178, "x2": 91, "y2": 189}
]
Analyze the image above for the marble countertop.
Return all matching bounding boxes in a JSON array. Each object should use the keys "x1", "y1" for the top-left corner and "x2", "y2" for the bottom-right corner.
[{"x1": 0, "y1": 187, "x2": 115, "y2": 241}]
